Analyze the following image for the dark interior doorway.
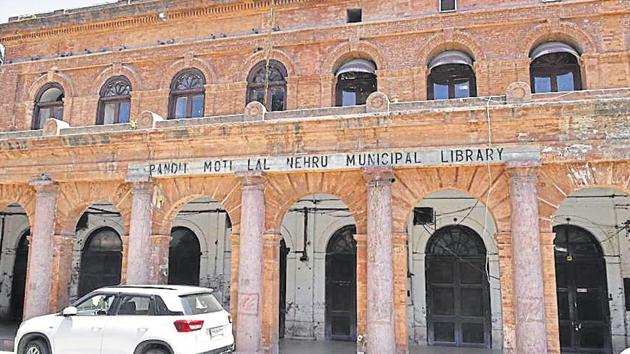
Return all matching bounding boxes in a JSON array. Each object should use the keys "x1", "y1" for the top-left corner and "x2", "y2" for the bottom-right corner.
[
  {"x1": 10, "y1": 231, "x2": 30, "y2": 321},
  {"x1": 168, "y1": 227, "x2": 201, "y2": 286},
  {"x1": 279, "y1": 239, "x2": 289, "y2": 338},
  {"x1": 554, "y1": 224, "x2": 611, "y2": 354},
  {"x1": 425, "y1": 225, "x2": 491, "y2": 348},
  {"x1": 78, "y1": 227, "x2": 122, "y2": 297},
  {"x1": 325, "y1": 225, "x2": 357, "y2": 341}
]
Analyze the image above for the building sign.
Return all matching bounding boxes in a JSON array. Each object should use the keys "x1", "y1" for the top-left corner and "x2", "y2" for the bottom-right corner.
[{"x1": 129, "y1": 146, "x2": 539, "y2": 179}]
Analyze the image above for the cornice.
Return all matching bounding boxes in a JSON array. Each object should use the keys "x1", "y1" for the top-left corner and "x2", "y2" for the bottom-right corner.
[
  {"x1": 0, "y1": 0, "x2": 626, "y2": 46},
  {"x1": 0, "y1": 0, "x2": 313, "y2": 43}
]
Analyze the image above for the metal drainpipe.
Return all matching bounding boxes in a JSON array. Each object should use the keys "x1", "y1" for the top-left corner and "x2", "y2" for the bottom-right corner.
[{"x1": 0, "y1": 214, "x2": 5, "y2": 270}]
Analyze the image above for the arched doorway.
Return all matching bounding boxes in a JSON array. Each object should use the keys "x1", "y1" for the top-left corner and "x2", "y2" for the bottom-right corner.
[
  {"x1": 78, "y1": 227, "x2": 122, "y2": 296},
  {"x1": 11, "y1": 231, "x2": 29, "y2": 320},
  {"x1": 425, "y1": 225, "x2": 491, "y2": 348},
  {"x1": 554, "y1": 224, "x2": 611, "y2": 353},
  {"x1": 168, "y1": 227, "x2": 201, "y2": 286},
  {"x1": 325, "y1": 225, "x2": 357, "y2": 341}
]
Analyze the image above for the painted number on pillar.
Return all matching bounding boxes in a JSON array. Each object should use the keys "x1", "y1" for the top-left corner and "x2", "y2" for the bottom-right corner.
[{"x1": 239, "y1": 293, "x2": 259, "y2": 315}]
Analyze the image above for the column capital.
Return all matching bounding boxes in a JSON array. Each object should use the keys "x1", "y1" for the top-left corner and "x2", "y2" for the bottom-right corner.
[
  {"x1": 362, "y1": 167, "x2": 395, "y2": 186},
  {"x1": 505, "y1": 160, "x2": 541, "y2": 179},
  {"x1": 496, "y1": 231, "x2": 512, "y2": 245},
  {"x1": 263, "y1": 232, "x2": 283, "y2": 245},
  {"x1": 353, "y1": 233, "x2": 367, "y2": 244},
  {"x1": 392, "y1": 232, "x2": 408, "y2": 245},
  {"x1": 150, "y1": 234, "x2": 171, "y2": 242},
  {"x1": 540, "y1": 232, "x2": 556, "y2": 245},
  {"x1": 30, "y1": 175, "x2": 57, "y2": 193},
  {"x1": 129, "y1": 181, "x2": 154, "y2": 194},
  {"x1": 236, "y1": 171, "x2": 265, "y2": 190}
]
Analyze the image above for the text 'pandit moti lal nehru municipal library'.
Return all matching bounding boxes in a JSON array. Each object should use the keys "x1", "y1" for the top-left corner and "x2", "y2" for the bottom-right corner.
[{"x1": 0, "y1": 0, "x2": 629, "y2": 353}]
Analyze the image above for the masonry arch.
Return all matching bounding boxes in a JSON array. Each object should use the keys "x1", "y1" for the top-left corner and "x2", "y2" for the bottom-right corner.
[
  {"x1": 93, "y1": 63, "x2": 143, "y2": 94},
  {"x1": 0, "y1": 202, "x2": 32, "y2": 321},
  {"x1": 159, "y1": 192, "x2": 234, "y2": 307},
  {"x1": 71, "y1": 201, "x2": 124, "y2": 299},
  {"x1": 160, "y1": 56, "x2": 217, "y2": 90},
  {"x1": 415, "y1": 30, "x2": 486, "y2": 68},
  {"x1": 265, "y1": 171, "x2": 367, "y2": 235},
  {"x1": 551, "y1": 187, "x2": 630, "y2": 353},
  {"x1": 405, "y1": 189, "x2": 502, "y2": 349},
  {"x1": 278, "y1": 193, "x2": 358, "y2": 342},
  {"x1": 520, "y1": 21, "x2": 597, "y2": 60},
  {"x1": 321, "y1": 41, "x2": 386, "y2": 74},
  {"x1": 240, "y1": 49, "x2": 297, "y2": 81},
  {"x1": 27, "y1": 70, "x2": 76, "y2": 102}
]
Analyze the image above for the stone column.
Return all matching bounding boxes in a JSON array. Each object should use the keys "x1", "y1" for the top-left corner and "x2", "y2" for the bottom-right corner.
[
  {"x1": 540, "y1": 230, "x2": 561, "y2": 354},
  {"x1": 392, "y1": 232, "x2": 409, "y2": 354},
  {"x1": 496, "y1": 232, "x2": 516, "y2": 353},
  {"x1": 235, "y1": 173, "x2": 265, "y2": 354},
  {"x1": 23, "y1": 177, "x2": 57, "y2": 320},
  {"x1": 354, "y1": 233, "x2": 368, "y2": 353},
  {"x1": 49, "y1": 234, "x2": 75, "y2": 311},
  {"x1": 364, "y1": 167, "x2": 396, "y2": 354},
  {"x1": 507, "y1": 161, "x2": 547, "y2": 353},
  {"x1": 261, "y1": 232, "x2": 282, "y2": 354},
  {"x1": 230, "y1": 232, "x2": 240, "y2": 331},
  {"x1": 126, "y1": 182, "x2": 154, "y2": 285},
  {"x1": 150, "y1": 234, "x2": 171, "y2": 284}
]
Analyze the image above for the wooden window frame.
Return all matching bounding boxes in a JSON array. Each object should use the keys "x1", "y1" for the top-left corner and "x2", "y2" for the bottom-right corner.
[
  {"x1": 32, "y1": 83, "x2": 65, "y2": 130},
  {"x1": 246, "y1": 60, "x2": 288, "y2": 112},
  {"x1": 96, "y1": 76, "x2": 132, "y2": 125},
  {"x1": 168, "y1": 69, "x2": 206, "y2": 119}
]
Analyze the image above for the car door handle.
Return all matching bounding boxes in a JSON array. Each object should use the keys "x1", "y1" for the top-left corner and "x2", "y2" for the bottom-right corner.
[
  {"x1": 91, "y1": 327, "x2": 103, "y2": 332},
  {"x1": 138, "y1": 328, "x2": 149, "y2": 332}
]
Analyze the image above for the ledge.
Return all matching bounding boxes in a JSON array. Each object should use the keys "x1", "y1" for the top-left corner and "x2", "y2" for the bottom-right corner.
[{"x1": 1, "y1": 88, "x2": 629, "y2": 143}]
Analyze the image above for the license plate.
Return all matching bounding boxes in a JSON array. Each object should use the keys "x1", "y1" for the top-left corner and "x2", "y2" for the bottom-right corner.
[{"x1": 209, "y1": 326, "x2": 224, "y2": 337}]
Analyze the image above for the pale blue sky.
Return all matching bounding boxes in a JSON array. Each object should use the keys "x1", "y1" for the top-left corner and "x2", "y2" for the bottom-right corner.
[{"x1": 0, "y1": 0, "x2": 114, "y2": 24}]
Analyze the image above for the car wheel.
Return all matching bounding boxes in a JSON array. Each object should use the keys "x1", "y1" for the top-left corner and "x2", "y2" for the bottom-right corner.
[
  {"x1": 23, "y1": 339, "x2": 49, "y2": 354},
  {"x1": 143, "y1": 347, "x2": 169, "y2": 354}
]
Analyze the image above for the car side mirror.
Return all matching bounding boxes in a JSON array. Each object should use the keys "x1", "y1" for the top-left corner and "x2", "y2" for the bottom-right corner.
[{"x1": 62, "y1": 306, "x2": 78, "y2": 317}]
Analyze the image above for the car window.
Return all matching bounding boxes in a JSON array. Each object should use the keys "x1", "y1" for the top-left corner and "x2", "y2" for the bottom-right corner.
[
  {"x1": 75, "y1": 294, "x2": 116, "y2": 316},
  {"x1": 180, "y1": 293, "x2": 223, "y2": 315},
  {"x1": 155, "y1": 296, "x2": 183, "y2": 316},
  {"x1": 115, "y1": 295, "x2": 153, "y2": 316}
]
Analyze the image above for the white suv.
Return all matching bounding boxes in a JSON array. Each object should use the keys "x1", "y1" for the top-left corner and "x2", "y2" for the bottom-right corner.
[{"x1": 15, "y1": 285, "x2": 234, "y2": 354}]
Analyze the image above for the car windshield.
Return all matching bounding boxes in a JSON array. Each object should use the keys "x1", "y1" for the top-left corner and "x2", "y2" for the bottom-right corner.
[{"x1": 180, "y1": 293, "x2": 223, "y2": 315}]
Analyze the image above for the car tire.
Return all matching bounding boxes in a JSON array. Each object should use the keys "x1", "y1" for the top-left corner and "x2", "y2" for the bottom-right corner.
[
  {"x1": 22, "y1": 339, "x2": 49, "y2": 354},
  {"x1": 143, "y1": 347, "x2": 169, "y2": 354}
]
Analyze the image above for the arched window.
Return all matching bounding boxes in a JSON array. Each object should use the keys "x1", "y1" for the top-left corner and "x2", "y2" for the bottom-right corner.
[
  {"x1": 427, "y1": 51, "x2": 477, "y2": 100},
  {"x1": 530, "y1": 42, "x2": 582, "y2": 93},
  {"x1": 97, "y1": 76, "x2": 132, "y2": 125},
  {"x1": 168, "y1": 69, "x2": 206, "y2": 119},
  {"x1": 247, "y1": 60, "x2": 288, "y2": 112},
  {"x1": 78, "y1": 227, "x2": 122, "y2": 297},
  {"x1": 33, "y1": 83, "x2": 64, "y2": 130},
  {"x1": 335, "y1": 59, "x2": 377, "y2": 107}
]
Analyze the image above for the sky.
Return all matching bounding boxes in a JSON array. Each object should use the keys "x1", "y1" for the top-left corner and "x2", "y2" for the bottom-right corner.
[{"x1": 0, "y1": 0, "x2": 114, "y2": 24}]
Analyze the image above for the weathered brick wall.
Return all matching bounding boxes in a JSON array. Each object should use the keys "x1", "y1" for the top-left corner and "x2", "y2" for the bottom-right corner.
[{"x1": 0, "y1": 0, "x2": 628, "y2": 132}]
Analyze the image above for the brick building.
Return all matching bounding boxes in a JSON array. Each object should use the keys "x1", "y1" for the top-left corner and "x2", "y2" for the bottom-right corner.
[{"x1": 0, "y1": 0, "x2": 629, "y2": 353}]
